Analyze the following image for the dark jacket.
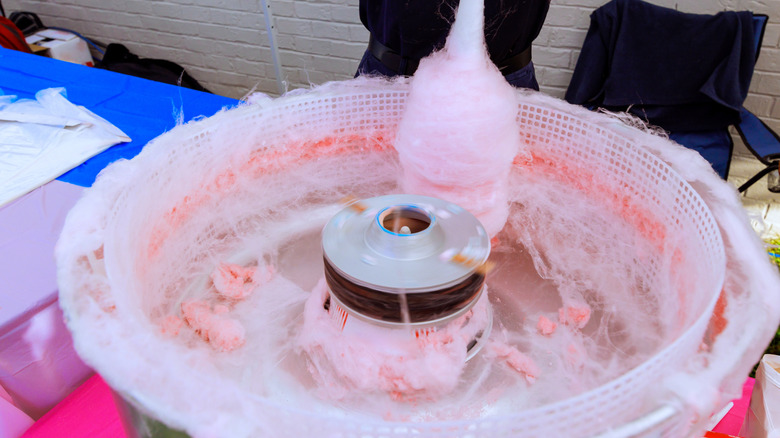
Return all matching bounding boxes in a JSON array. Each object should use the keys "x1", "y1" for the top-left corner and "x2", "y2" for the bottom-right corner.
[
  {"x1": 360, "y1": 0, "x2": 550, "y2": 63},
  {"x1": 565, "y1": 0, "x2": 756, "y2": 131}
]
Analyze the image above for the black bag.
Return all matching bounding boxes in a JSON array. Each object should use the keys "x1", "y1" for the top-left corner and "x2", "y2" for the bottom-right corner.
[
  {"x1": 98, "y1": 43, "x2": 211, "y2": 93},
  {"x1": 9, "y1": 11, "x2": 45, "y2": 36}
]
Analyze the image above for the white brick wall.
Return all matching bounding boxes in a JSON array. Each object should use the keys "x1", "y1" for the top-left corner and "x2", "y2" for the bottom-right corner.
[{"x1": 4, "y1": 0, "x2": 780, "y2": 134}]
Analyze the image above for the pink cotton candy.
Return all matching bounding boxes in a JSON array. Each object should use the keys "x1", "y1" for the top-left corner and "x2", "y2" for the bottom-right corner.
[
  {"x1": 208, "y1": 318, "x2": 246, "y2": 352},
  {"x1": 160, "y1": 315, "x2": 183, "y2": 337},
  {"x1": 210, "y1": 262, "x2": 259, "y2": 301},
  {"x1": 181, "y1": 301, "x2": 213, "y2": 329},
  {"x1": 213, "y1": 304, "x2": 230, "y2": 314},
  {"x1": 392, "y1": 0, "x2": 526, "y2": 237},
  {"x1": 558, "y1": 306, "x2": 591, "y2": 329},
  {"x1": 171, "y1": 261, "x2": 272, "y2": 351},
  {"x1": 537, "y1": 315, "x2": 557, "y2": 336},
  {"x1": 487, "y1": 341, "x2": 539, "y2": 384},
  {"x1": 566, "y1": 342, "x2": 587, "y2": 369},
  {"x1": 297, "y1": 278, "x2": 490, "y2": 401},
  {"x1": 181, "y1": 300, "x2": 246, "y2": 352}
]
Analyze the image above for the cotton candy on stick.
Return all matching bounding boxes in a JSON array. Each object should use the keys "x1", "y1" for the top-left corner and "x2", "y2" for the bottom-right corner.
[{"x1": 393, "y1": 0, "x2": 527, "y2": 237}]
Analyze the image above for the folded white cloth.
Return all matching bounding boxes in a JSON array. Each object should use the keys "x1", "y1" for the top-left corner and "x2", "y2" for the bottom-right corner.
[{"x1": 0, "y1": 88, "x2": 130, "y2": 207}]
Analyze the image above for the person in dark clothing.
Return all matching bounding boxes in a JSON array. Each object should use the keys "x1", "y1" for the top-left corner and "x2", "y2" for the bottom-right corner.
[{"x1": 355, "y1": 0, "x2": 550, "y2": 90}]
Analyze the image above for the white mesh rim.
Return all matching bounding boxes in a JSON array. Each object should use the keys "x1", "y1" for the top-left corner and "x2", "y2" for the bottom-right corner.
[{"x1": 56, "y1": 78, "x2": 750, "y2": 437}]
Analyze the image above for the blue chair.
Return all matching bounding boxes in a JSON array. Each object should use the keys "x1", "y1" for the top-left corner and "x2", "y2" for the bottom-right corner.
[
  {"x1": 735, "y1": 104, "x2": 780, "y2": 192},
  {"x1": 565, "y1": 0, "x2": 779, "y2": 192}
]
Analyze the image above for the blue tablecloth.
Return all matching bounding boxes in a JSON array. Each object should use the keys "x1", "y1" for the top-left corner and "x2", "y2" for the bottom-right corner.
[
  {"x1": 0, "y1": 48, "x2": 239, "y2": 422},
  {"x1": 0, "y1": 48, "x2": 238, "y2": 187}
]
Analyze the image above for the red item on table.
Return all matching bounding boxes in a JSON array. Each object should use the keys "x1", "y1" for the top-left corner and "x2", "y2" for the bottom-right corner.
[
  {"x1": 709, "y1": 377, "x2": 755, "y2": 437},
  {"x1": 21, "y1": 374, "x2": 125, "y2": 438}
]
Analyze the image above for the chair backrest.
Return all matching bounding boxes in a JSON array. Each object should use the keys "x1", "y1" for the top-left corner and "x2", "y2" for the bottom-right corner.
[
  {"x1": 736, "y1": 14, "x2": 779, "y2": 166},
  {"x1": 752, "y1": 14, "x2": 768, "y2": 62},
  {"x1": 565, "y1": 0, "x2": 767, "y2": 179},
  {"x1": 737, "y1": 108, "x2": 780, "y2": 164},
  {"x1": 735, "y1": 14, "x2": 780, "y2": 166},
  {"x1": 566, "y1": 0, "x2": 758, "y2": 130}
]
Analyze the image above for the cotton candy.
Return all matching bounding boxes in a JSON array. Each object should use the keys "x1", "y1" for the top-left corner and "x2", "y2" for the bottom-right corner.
[{"x1": 393, "y1": 0, "x2": 526, "y2": 237}]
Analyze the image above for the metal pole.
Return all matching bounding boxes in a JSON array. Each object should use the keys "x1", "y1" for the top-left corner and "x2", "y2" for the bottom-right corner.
[{"x1": 261, "y1": 0, "x2": 287, "y2": 95}]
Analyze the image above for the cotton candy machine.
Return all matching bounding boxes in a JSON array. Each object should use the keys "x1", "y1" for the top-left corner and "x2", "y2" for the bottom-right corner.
[
  {"x1": 55, "y1": 1, "x2": 780, "y2": 437},
  {"x1": 54, "y1": 80, "x2": 779, "y2": 437}
]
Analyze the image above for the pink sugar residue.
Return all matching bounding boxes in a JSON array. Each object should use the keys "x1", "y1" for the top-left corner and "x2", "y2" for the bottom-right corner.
[
  {"x1": 208, "y1": 318, "x2": 247, "y2": 353},
  {"x1": 566, "y1": 342, "x2": 587, "y2": 369},
  {"x1": 487, "y1": 341, "x2": 539, "y2": 384},
  {"x1": 160, "y1": 315, "x2": 183, "y2": 337},
  {"x1": 213, "y1": 304, "x2": 230, "y2": 314},
  {"x1": 210, "y1": 262, "x2": 275, "y2": 301},
  {"x1": 523, "y1": 153, "x2": 668, "y2": 251},
  {"x1": 298, "y1": 278, "x2": 490, "y2": 401},
  {"x1": 181, "y1": 301, "x2": 212, "y2": 329},
  {"x1": 558, "y1": 306, "x2": 591, "y2": 329},
  {"x1": 181, "y1": 300, "x2": 246, "y2": 352},
  {"x1": 146, "y1": 134, "x2": 392, "y2": 260},
  {"x1": 159, "y1": 262, "x2": 275, "y2": 352},
  {"x1": 537, "y1": 315, "x2": 557, "y2": 336},
  {"x1": 210, "y1": 263, "x2": 257, "y2": 301}
]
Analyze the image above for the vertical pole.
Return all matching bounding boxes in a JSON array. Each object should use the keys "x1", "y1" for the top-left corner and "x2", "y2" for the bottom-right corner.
[{"x1": 261, "y1": 0, "x2": 287, "y2": 95}]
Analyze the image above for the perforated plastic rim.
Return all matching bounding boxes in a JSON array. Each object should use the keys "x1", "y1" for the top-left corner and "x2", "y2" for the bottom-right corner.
[{"x1": 60, "y1": 81, "x2": 727, "y2": 437}]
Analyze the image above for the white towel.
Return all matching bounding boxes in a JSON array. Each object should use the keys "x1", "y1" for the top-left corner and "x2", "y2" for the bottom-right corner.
[{"x1": 0, "y1": 87, "x2": 130, "y2": 207}]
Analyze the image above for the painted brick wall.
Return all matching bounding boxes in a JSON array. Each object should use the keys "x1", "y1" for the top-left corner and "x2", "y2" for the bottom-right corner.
[
  {"x1": 4, "y1": 0, "x2": 369, "y2": 98},
  {"x1": 5, "y1": 0, "x2": 780, "y2": 134}
]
